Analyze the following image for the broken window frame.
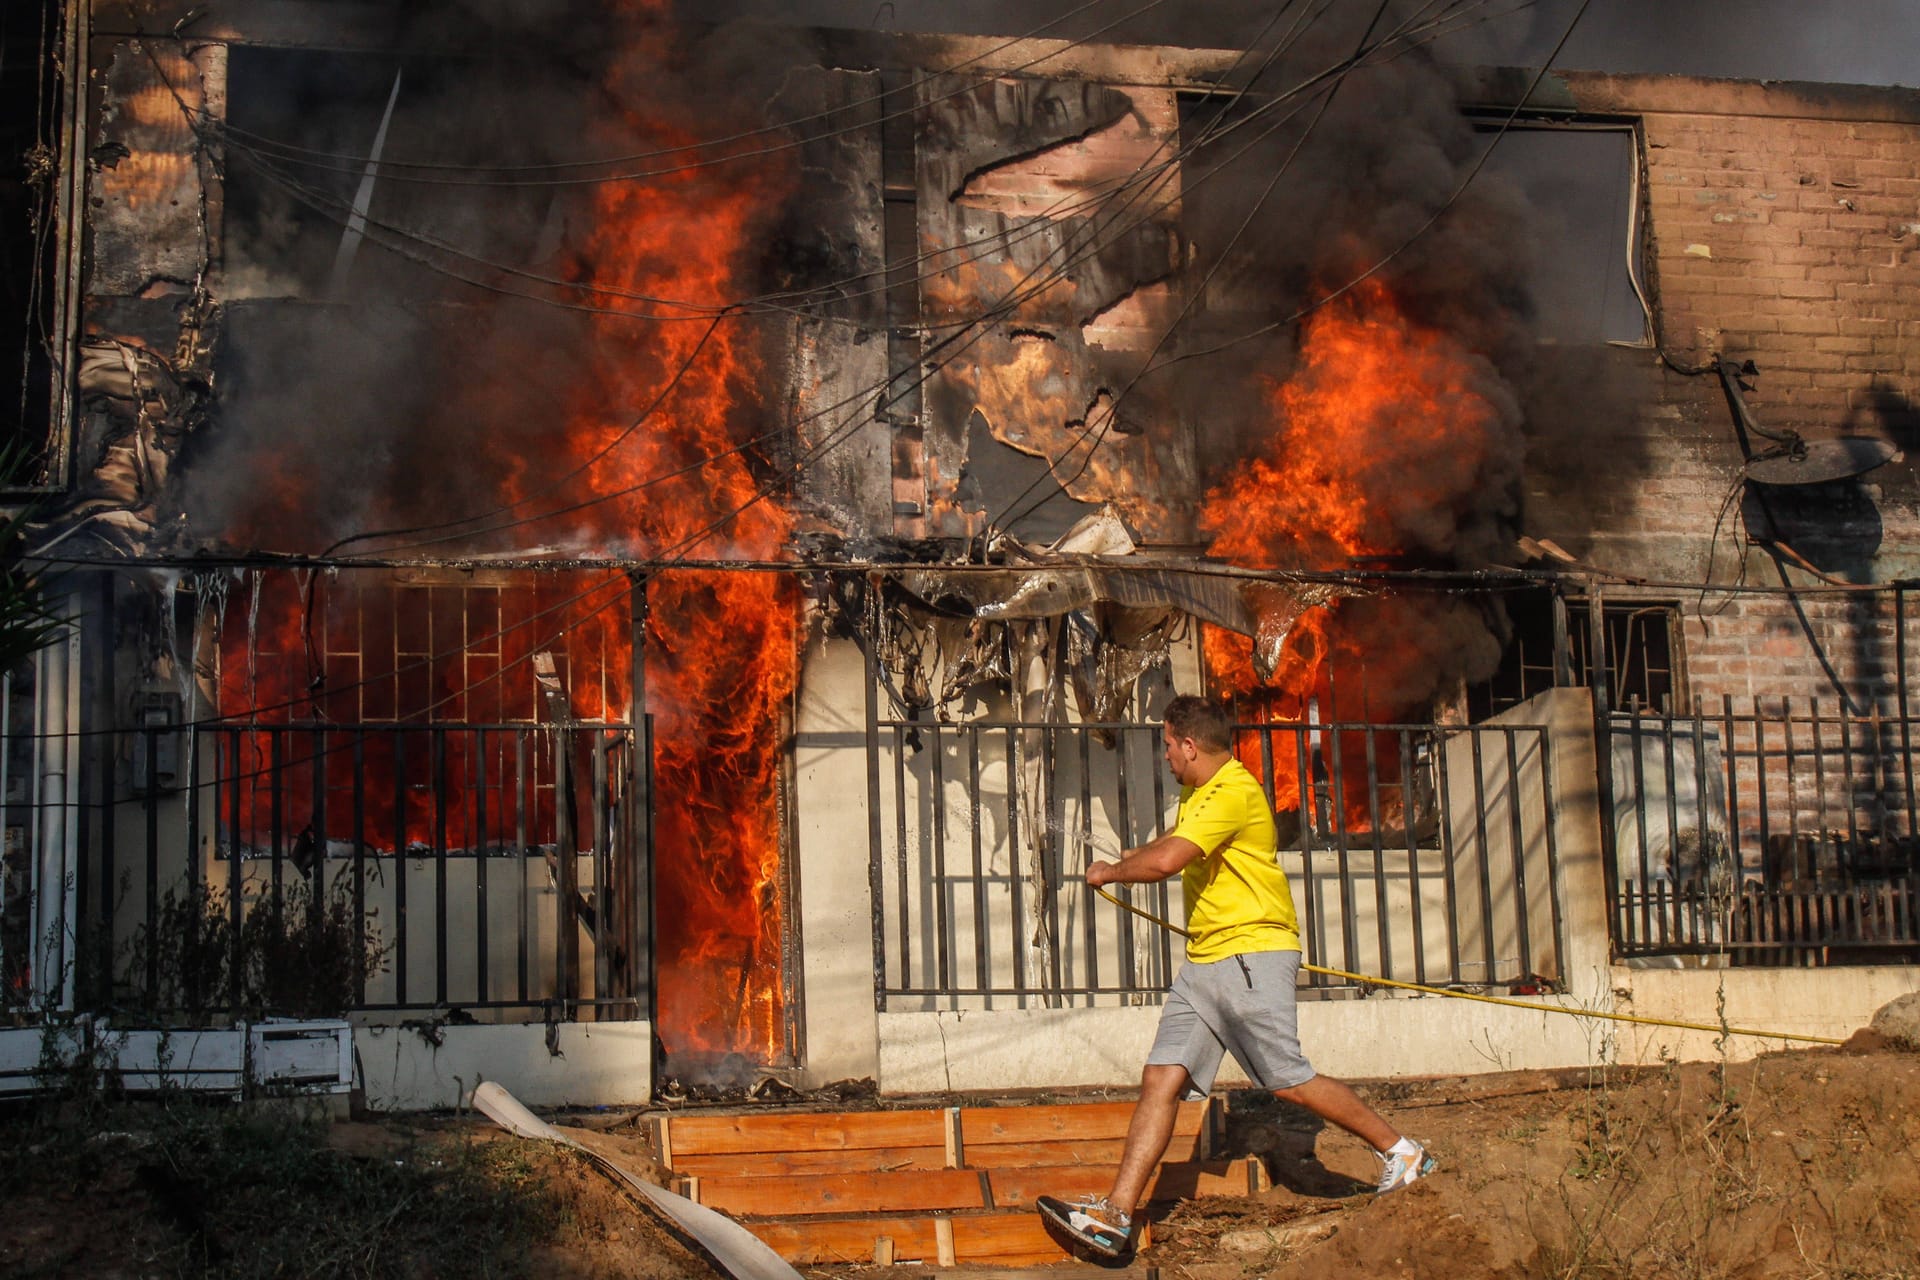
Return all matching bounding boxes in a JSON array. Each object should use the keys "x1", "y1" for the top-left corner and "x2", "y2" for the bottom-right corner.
[
  {"x1": 1462, "y1": 109, "x2": 1654, "y2": 349},
  {"x1": 1469, "y1": 589, "x2": 1683, "y2": 719}
]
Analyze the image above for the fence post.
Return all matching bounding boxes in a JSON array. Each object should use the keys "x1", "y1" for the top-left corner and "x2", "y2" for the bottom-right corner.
[{"x1": 1588, "y1": 589, "x2": 1622, "y2": 959}]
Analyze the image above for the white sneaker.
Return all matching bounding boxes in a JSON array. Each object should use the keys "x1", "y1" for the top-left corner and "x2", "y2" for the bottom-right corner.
[
  {"x1": 1036, "y1": 1193, "x2": 1133, "y2": 1258},
  {"x1": 1376, "y1": 1140, "x2": 1436, "y2": 1194}
]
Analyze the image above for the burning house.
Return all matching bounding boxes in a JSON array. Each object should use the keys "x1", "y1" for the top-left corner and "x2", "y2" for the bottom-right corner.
[{"x1": 2, "y1": 1, "x2": 1917, "y2": 1106}]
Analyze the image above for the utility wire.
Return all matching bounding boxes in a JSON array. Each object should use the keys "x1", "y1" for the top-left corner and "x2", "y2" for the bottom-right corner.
[
  {"x1": 205, "y1": 0, "x2": 1520, "y2": 327},
  {"x1": 988, "y1": 0, "x2": 1421, "y2": 535},
  {"x1": 1136, "y1": 0, "x2": 1596, "y2": 376},
  {"x1": 123, "y1": 0, "x2": 1537, "y2": 570},
  {"x1": 345, "y1": 0, "x2": 1551, "y2": 562},
  {"x1": 35, "y1": 0, "x2": 1568, "y2": 733}
]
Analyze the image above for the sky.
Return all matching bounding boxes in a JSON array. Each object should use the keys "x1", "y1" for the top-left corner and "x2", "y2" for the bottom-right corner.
[
  {"x1": 1513, "y1": 0, "x2": 1918, "y2": 87},
  {"x1": 689, "y1": 0, "x2": 1919, "y2": 88}
]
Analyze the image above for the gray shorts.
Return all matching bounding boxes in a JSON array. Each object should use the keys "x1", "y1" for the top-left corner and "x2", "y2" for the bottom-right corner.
[{"x1": 1147, "y1": 950, "x2": 1315, "y2": 1098}]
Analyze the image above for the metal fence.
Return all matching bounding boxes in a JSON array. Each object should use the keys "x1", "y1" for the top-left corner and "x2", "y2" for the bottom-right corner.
[
  {"x1": 1608, "y1": 698, "x2": 1920, "y2": 964},
  {"x1": 104, "y1": 720, "x2": 651, "y2": 1019},
  {"x1": 870, "y1": 717, "x2": 1564, "y2": 1008}
]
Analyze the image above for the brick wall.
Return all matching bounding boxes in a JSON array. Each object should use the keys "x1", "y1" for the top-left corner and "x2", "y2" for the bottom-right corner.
[
  {"x1": 1524, "y1": 77, "x2": 1920, "y2": 738},
  {"x1": 1639, "y1": 102, "x2": 1920, "y2": 432},
  {"x1": 1678, "y1": 590, "x2": 1909, "y2": 711}
]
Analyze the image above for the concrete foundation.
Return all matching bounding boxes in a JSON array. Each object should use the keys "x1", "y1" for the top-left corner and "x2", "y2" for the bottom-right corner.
[
  {"x1": 1611, "y1": 964, "x2": 1920, "y2": 1063},
  {"x1": 354, "y1": 1021, "x2": 652, "y2": 1111}
]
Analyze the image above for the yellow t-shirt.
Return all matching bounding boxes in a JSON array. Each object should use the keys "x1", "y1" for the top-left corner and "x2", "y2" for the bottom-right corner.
[{"x1": 1173, "y1": 757, "x2": 1301, "y2": 962}]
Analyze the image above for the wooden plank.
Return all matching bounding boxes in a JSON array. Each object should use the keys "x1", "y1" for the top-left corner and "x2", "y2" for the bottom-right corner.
[
  {"x1": 944, "y1": 1106, "x2": 964, "y2": 1169},
  {"x1": 950, "y1": 1211, "x2": 1094, "y2": 1263},
  {"x1": 667, "y1": 1144, "x2": 950, "y2": 1177},
  {"x1": 653, "y1": 1114, "x2": 672, "y2": 1165},
  {"x1": 963, "y1": 1132, "x2": 1209, "y2": 1169},
  {"x1": 659, "y1": 1109, "x2": 947, "y2": 1157},
  {"x1": 749, "y1": 1210, "x2": 1155, "y2": 1266},
  {"x1": 959, "y1": 1099, "x2": 1207, "y2": 1145},
  {"x1": 986, "y1": 1159, "x2": 1263, "y2": 1208},
  {"x1": 749, "y1": 1217, "x2": 943, "y2": 1265},
  {"x1": 961, "y1": 1138, "x2": 1134, "y2": 1169},
  {"x1": 935, "y1": 1217, "x2": 957, "y2": 1266},
  {"x1": 698, "y1": 1169, "x2": 988, "y2": 1217}
]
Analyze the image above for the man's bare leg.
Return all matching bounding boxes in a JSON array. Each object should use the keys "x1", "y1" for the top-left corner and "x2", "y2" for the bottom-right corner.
[
  {"x1": 1106, "y1": 1063, "x2": 1191, "y2": 1216},
  {"x1": 1271, "y1": 1074, "x2": 1399, "y2": 1152}
]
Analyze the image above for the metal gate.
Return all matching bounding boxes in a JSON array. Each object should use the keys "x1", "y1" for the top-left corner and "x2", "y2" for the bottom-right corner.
[
  {"x1": 870, "y1": 715, "x2": 1564, "y2": 1007},
  {"x1": 1608, "y1": 698, "x2": 1920, "y2": 965}
]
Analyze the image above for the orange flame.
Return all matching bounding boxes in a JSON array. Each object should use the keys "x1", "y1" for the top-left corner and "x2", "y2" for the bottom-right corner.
[
  {"x1": 555, "y1": 12, "x2": 798, "y2": 1063},
  {"x1": 1201, "y1": 278, "x2": 1509, "y2": 821},
  {"x1": 218, "y1": 1, "x2": 800, "y2": 1064}
]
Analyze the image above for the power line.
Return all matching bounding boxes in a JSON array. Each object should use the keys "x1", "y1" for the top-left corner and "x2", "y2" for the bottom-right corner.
[
  {"x1": 989, "y1": 0, "x2": 1410, "y2": 533},
  {"x1": 88, "y1": 9, "x2": 1540, "y2": 575},
  {"x1": 1134, "y1": 0, "x2": 1596, "y2": 376},
  {"x1": 353, "y1": 0, "x2": 1524, "y2": 562},
  {"x1": 197, "y1": 0, "x2": 1445, "y2": 329},
  {"x1": 991, "y1": 0, "x2": 1583, "y2": 534},
  {"x1": 98, "y1": 0, "x2": 1540, "y2": 586}
]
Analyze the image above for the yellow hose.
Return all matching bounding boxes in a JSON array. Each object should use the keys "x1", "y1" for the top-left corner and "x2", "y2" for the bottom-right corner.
[{"x1": 1092, "y1": 885, "x2": 1845, "y2": 1046}]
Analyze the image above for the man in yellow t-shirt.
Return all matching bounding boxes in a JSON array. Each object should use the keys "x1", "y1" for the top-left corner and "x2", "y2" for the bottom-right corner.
[{"x1": 1036, "y1": 696, "x2": 1432, "y2": 1261}]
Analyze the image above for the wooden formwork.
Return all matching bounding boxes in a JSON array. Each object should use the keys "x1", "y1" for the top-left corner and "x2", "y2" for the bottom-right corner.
[{"x1": 648, "y1": 1098, "x2": 1270, "y2": 1266}]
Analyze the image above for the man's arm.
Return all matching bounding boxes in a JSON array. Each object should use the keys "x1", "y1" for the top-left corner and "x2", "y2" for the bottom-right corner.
[{"x1": 1086, "y1": 833, "x2": 1205, "y2": 887}]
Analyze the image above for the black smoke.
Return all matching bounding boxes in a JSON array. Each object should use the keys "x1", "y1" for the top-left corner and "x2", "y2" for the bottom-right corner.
[{"x1": 179, "y1": 3, "x2": 811, "y2": 553}]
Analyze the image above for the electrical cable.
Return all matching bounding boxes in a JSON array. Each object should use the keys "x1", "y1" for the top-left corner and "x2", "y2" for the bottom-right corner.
[
  {"x1": 1091, "y1": 886, "x2": 1844, "y2": 1044},
  {"x1": 116, "y1": 0, "x2": 1538, "y2": 573},
  {"x1": 651, "y1": 0, "x2": 1532, "y2": 562},
  {"x1": 209, "y1": 16, "x2": 1319, "y2": 330},
  {"x1": 988, "y1": 0, "x2": 1422, "y2": 535},
  {"x1": 315, "y1": 313, "x2": 728, "y2": 558},
  {"x1": 195, "y1": 33, "x2": 1326, "y2": 559},
  {"x1": 195, "y1": 0, "x2": 1512, "y2": 329},
  {"x1": 988, "y1": 0, "x2": 1534, "y2": 534},
  {"x1": 21, "y1": 0, "x2": 1713, "y2": 749},
  {"x1": 1129, "y1": 0, "x2": 1598, "y2": 378}
]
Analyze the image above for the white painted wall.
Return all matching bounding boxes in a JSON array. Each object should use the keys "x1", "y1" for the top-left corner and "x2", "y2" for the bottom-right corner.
[{"x1": 791, "y1": 634, "x2": 882, "y2": 1088}]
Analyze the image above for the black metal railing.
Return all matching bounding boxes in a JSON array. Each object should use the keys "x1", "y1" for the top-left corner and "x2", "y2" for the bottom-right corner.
[
  {"x1": 1608, "y1": 698, "x2": 1920, "y2": 963},
  {"x1": 106, "y1": 720, "x2": 651, "y2": 1018},
  {"x1": 870, "y1": 717, "x2": 1563, "y2": 1007}
]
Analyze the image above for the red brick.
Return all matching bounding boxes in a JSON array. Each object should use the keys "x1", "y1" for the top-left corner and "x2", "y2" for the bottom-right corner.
[
  {"x1": 1766, "y1": 210, "x2": 1833, "y2": 233},
  {"x1": 1830, "y1": 212, "x2": 1900, "y2": 233},
  {"x1": 1853, "y1": 158, "x2": 1919, "y2": 179}
]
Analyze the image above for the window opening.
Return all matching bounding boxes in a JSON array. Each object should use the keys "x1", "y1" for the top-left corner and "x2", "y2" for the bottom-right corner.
[
  {"x1": 1468, "y1": 119, "x2": 1649, "y2": 347},
  {"x1": 1469, "y1": 593, "x2": 1679, "y2": 718}
]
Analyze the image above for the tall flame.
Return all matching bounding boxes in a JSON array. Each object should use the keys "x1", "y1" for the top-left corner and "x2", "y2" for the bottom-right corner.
[
  {"x1": 1201, "y1": 278, "x2": 1510, "y2": 816},
  {"x1": 217, "y1": 0, "x2": 800, "y2": 1066},
  {"x1": 559, "y1": 4, "x2": 798, "y2": 1064}
]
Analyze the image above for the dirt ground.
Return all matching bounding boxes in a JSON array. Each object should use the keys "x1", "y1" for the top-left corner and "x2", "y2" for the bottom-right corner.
[
  {"x1": 1153, "y1": 1042, "x2": 1920, "y2": 1280},
  {"x1": 3, "y1": 1043, "x2": 1916, "y2": 1278}
]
